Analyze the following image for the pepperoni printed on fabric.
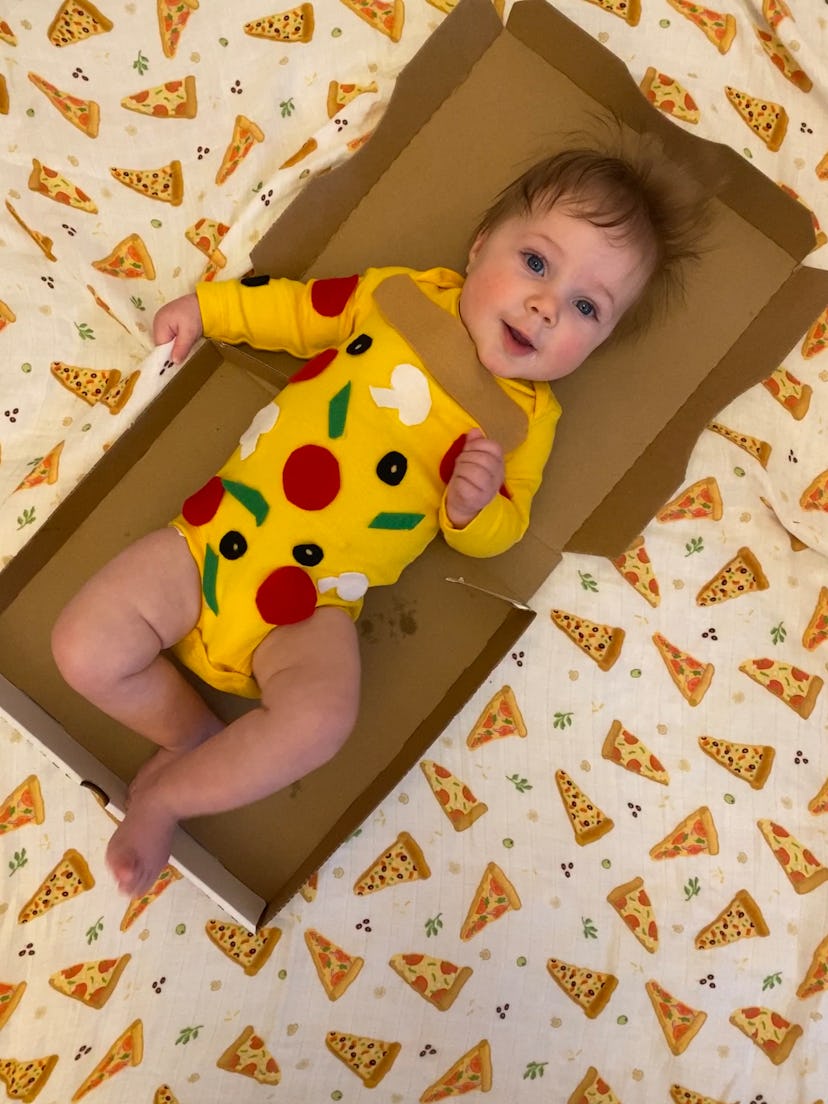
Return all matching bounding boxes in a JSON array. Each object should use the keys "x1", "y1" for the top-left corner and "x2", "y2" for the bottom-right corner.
[
  {"x1": 292, "y1": 347, "x2": 338, "y2": 383},
  {"x1": 256, "y1": 565, "x2": 318, "y2": 625},
  {"x1": 310, "y1": 274, "x2": 359, "y2": 317},
  {"x1": 282, "y1": 444, "x2": 340, "y2": 510}
]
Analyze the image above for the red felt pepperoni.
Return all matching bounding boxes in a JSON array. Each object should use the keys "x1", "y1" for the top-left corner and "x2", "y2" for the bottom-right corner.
[
  {"x1": 282, "y1": 444, "x2": 340, "y2": 510},
  {"x1": 182, "y1": 476, "x2": 224, "y2": 525},
  {"x1": 310, "y1": 274, "x2": 359, "y2": 317},
  {"x1": 292, "y1": 347, "x2": 337, "y2": 382},
  {"x1": 256, "y1": 565, "x2": 318, "y2": 625},
  {"x1": 439, "y1": 434, "x2": 467, "y2": 484}
]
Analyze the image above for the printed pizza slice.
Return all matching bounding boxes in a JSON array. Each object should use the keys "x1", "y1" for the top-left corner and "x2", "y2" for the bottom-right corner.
[
  {"x1": 99, "y1": 370, "x2": 140, "y2": 414},
  {"x1": 216, "y1": 1025, "x2": 280, "y2": 1085},
  {"x1": 738, "y1": 657, "x2": 823, "y2": 719},
  {"x1": 51, "y1": 361, "x2": 120, "y2": 406},
  {"x1": 645, "y1": 979, "x2": 707, "y2": 1055},
  {"x1": 582, "y1": 0, "x2": 641, "y2": 25},
  {"x1": 546, "y1": 958, "x2": 618, "y2": 1019},
  {"x1": 697, "y1": 735, "x2": 775, "y2": 790},
  {"x1": 121, "y1": 75, "x2": 197, "y2": 118},
  {"x1": 707, "y1": 421, "x2": 772, "y2": 467},
  {"x1": 567, "y1": 1066, "x2": 622, "y2": 1104},
  {"x1": 649, "y1": 806, "x2": 719, "y2": 860},
  {"x1": 466, "y1": 685, "x2": 526, "y2": 748},
  {"x1": 550, "y1": 609, "x2": 625, "y2": 671},
  {"x1": 555, "y1": 769, "x2": 614, "y2": 845},
  {"x1": 609, "y1": 535, "x2": 661, "y2": 607},
  {"x1": 694, "y1": 889, "x2": 769, "y2": 949},
  {"x1": 801, "y1": 305, "x2": 827, "y2": 359},
  {"x1": 728, "y1": 1006, "x2": 802, "y2": 1065},
  {"x1": 0, "y1": 18, "x2": 17, "y2": 44},
  {"x1": 601, "y1": 719, "x2": 669, "y2": 785},
  {"x1": 665, "y1": 0, "x2": 736, "y2": 52},
  {"x1": 652, "y1": 632, "x2": 714, "y2": 706},
  {"x1": 185, "y1": 216, "x2": 230, "y2": 268},
  {"x1": 18, "y1": 848, "x2": 95, "y2": 923},
  {"x1": 725, "y1": 86, "x2": 788, "y2": 151},
  {"x1": 216, "y1": 114, "x2": 265, "y2": 185},
  {"x1": 353, "y1": 830, "x2": 430, "y2": 895},
  {"x1": 28, "y1": 159, "x2": 97, "y2": 213},
  {"x1": 606, "y1": 875, "x2": 659, "y2": 953},
  {"x1": 205, "y1": 919, "x2": 281, "y2": 976},
  {"x1": 800, "y1": 466, "x2": 828, "y2": 510},
  {"x1": 28, "y1": 71, "x2": 100, "y2": 135},
  {"x1": 695, "y1": 546, "x2": 769, "y2": 606},
  {"x1": 305, "y1": 928, "x2": 363, "y2": 1000},
  {"x1": 656, "y1": 475, "x2": 722, "y2": 521},
  {"x1": 299, "y1": 870, "x2": 318, "y2": 901},
  {"x1": 48, "y1": 1, "x2": 113, "y2": 46},
  {"x1": 761, "y1": 365, "x2": 812, "y2": 419},
  {"x1": 755, "y1": 26, "x2": 812, "y2": 91},
  {"x1": 327, "y1": 79, "x2": 378, "y2": 117},
  {"x1": 339, "y1": 0, "x2": 405, "y2": 42},
  {"x1": 670, "y1": 1085, "x2": 737, "y2": 1104},
  {"x1": 244, "y1": 4, "x2": 315, "y2": 41},
  {"x1": 325, "y1": 1030, "x2": 400, "y2": 1088},
  {"x1": 762, "y1": 0, "x2": 791, "y2": 29},
  {"x1": 0, "y1": 774, "x2": 44, "y2": 834},
  {"x1": 808, "y1": 776, "x2": 828, "y2": 815},
  {"x1": 92, "y1": 233, "x2": 156, "y2": 280},
  {"x1": 48, "y1": 955, "x2": 131, "y2": 1009},
  {"x1": 0, "y1": 299, "x2": 14, "y2": 331},
  {"x1": 639, "y1": 68, "x2": 700, "y2": 124},
  {"x1": 71, "y1": 1019, "x2": 143, "y2": 1101},
  {"x1": 388, "y1": 952, "x2": 473, "y2": 1011},
  {"x1": 756, "y1": 818, "x2": 828, "y2": 894},
  {"x1": 0, "y1": 981, "x2": 26, "y2": 1030},
  {"x1": 5, "y1": 199, "x2": 57, "y2": 262},
  {"x1": 802, "y1": 586, "x2": 828, "y2": 650},
  {"x1": 420, "y1": 760, "x2": 488, "y2": 830},
  {"x1": 120, "y1": 864, "x2": 181, "y2": 930},
  {"x1": 157, "y1": 0, "x2": 199, "y2": 58},
  {"x1": 460, "y1": 860, "x2": 521, "y2": 941},
  {"x1": 796, "y1": 932, "x2": 828, "y2": 998},
  {"x1": 420, "y1": 1039, "x2": 492, "y2": 1102},
  {"x1": 109, "y1": 160, "x2": 184, "y2": 205},
  {"x1": 0, "y1": 1056, "x2": 59, "y2": 1103},
  {"x1": 154, "y1": 1087, "x2": 180, "y2": 1104}
]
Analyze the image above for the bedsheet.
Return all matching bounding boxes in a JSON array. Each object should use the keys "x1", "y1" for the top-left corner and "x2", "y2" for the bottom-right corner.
[{"x1": 1, "y1": 2, "x2": 827, "y2": 1102}]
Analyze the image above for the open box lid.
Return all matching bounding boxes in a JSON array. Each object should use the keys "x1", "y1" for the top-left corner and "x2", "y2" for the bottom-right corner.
[{"x1": 244, "y1": 0, "x2": 828, "y2": 578}]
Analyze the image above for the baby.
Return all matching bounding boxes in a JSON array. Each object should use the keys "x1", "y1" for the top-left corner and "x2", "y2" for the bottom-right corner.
[{"x1": 52, "y1": 138, "x2": 709, "y2": 898}]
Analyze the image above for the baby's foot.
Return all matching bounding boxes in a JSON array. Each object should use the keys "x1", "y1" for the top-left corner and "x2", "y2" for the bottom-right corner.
[{"x1": 106, "y1": 795, "x2": 177, "y2": 898}]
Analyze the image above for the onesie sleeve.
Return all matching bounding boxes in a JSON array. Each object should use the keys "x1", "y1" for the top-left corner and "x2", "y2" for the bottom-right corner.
[
  {"x1": 439, "y1": 382, "x2": 561, "y2": 558},
  {"x1": 195, "y1": 272, "x2": 362, "y2": 358}
]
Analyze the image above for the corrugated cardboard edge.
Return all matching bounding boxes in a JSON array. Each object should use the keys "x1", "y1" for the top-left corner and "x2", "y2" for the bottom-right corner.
[{"x1": 0, "y1": 672, "x2": 266, "y2": 928}]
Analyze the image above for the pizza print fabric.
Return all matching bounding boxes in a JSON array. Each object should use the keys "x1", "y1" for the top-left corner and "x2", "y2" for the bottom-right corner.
[{"x1": 2, "y1": 1, "x2": 828, "y2": 1102}]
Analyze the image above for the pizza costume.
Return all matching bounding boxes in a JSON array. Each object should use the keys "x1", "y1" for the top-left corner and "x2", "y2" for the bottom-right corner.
[{"x1": 170, "y1": 266, "x2": 560, "y2": 697}]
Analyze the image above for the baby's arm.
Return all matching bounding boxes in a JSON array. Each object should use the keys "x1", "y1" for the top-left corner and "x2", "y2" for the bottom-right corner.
[
  {"x1": 153, "y1": 292, "x2": 204, "y2": 364},
  {"x1": 445, "y1": 428, "x2": 504, "y2": 529}
]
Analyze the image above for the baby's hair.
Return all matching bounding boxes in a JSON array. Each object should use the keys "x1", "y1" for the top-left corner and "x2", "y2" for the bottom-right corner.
[{"x1": 474, "y1": 128, "x2": 714, "y2": 336}]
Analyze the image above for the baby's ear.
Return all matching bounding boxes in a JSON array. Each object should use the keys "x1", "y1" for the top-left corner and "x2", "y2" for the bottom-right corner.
[{"x1": 466, "y1": 230, "x2": 488, "y2": 269}]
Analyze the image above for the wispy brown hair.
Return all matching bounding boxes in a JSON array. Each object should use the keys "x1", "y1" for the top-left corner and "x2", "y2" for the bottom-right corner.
[{"x1": 474, "y1": 129, "x2": 715, "y2": 336}]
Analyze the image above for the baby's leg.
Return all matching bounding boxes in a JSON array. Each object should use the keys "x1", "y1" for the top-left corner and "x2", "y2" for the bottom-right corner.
[
  {"x1": 102, "y1": 607, "x2": 361, "y2": 897},
  {"x1": 51, "y1": 527, "x2": 224, "y2": 773}
]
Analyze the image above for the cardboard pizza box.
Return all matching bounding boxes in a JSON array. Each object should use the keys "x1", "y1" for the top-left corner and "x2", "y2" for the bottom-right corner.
[{"x1": 0, "y1": 0, "x2": 826, "y2": 928}]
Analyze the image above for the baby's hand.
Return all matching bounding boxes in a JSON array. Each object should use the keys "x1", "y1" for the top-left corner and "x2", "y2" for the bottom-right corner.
[
  {"x1": 152, "y1": 293, "x2": 204, "y2": 364},
  {"x1": 446, "y1": 428, "x2": 504, "y2": 529}
]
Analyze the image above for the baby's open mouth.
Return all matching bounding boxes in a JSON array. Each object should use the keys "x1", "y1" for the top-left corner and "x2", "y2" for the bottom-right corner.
[{"x1": 505, "y1": 323, "x2": 534, "y2": 351}]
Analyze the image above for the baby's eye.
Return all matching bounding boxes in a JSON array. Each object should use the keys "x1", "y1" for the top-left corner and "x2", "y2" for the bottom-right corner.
[
  {"x1": 574, "y1": 298, "x2": 596, "y2": 319},
  {"x1": 523, "y1": 252, "x2": 545, "y2": 275}
]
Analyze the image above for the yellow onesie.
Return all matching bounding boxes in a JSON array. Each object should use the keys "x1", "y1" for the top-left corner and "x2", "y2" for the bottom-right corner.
[{"x1": 171, "y1": 266, "x2": 560, "y2": 697}]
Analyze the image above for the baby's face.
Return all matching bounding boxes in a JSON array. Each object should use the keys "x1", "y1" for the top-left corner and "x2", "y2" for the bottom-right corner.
[{"x1": 459, "y1": 204, "x2": 652, "y2": 383}]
